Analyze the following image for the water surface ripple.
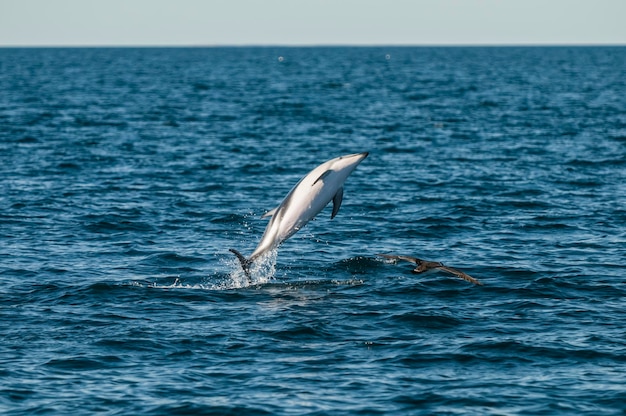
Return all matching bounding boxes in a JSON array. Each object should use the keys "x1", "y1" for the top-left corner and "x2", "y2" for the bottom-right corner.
[{"x1": 1, "y1": 47, "x2": 625, "y2": 415}]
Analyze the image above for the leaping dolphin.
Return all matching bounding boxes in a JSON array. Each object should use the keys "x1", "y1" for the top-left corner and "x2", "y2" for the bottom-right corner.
[{"x1": 230, "y1": 152, "x2": 369, "y2": 280}]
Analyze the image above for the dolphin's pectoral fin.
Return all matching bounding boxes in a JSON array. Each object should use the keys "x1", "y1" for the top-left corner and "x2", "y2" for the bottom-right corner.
[
  {"x1": 229, "y1": 249, "x2": 252, "y2": 282},
  {"x1": 313, "y1": 170, "x2": 332, "y2": 186},
  {"x1": 261, "y1": 207, "x2": 278, "y2": 219},
  {"x1": 331, "y1": 187, "x2": 344, "y2": 219}
]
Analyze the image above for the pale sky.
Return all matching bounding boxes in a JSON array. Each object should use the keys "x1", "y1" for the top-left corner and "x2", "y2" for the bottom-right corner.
[{"x1": 1, "y1": 0, "x2": 625, "y2": 46}]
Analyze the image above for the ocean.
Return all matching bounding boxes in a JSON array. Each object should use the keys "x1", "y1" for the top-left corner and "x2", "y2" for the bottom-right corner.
[{"x1": 1, "y1": 46, "x2": 625, "y2": 415}]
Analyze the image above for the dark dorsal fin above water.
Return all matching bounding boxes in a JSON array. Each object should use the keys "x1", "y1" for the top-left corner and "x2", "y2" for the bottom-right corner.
[{"x1": 331, "y1": 187, "x2": 343, "y2": 219}]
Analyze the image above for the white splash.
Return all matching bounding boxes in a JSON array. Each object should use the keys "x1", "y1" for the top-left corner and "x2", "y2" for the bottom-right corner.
[{"x1": 227, "y1": 249, "x2": 277, "y2": 288}]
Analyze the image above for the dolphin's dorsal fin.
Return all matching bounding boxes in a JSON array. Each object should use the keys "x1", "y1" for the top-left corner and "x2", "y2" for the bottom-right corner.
[
  {"x1": 261, "y1": 207, "x2": 278, "y2": 219},
  {"x1": 331, "y1": 187, "x2": 344, "y2": 219},
  {"x1": 313, "y1": 170, "x2": 332, "y2": 186}
]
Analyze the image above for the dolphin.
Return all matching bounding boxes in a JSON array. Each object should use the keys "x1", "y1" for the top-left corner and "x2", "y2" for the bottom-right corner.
[
  {"x1": 377, "y1": 254, "x2": 483, "y2": 285},
  {"x1": 230, "y1": 152, "x2": 369, "y2": 280}
]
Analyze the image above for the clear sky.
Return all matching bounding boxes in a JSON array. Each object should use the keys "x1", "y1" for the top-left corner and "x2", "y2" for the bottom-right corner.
[{"x1": 1, "y1": 0, "x2": 625, "y2": 46}]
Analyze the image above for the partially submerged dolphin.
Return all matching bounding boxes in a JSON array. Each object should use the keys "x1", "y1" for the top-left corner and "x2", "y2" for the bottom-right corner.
[{"x1": 230, "y1": 152, "x2": 369, "y2": 279}]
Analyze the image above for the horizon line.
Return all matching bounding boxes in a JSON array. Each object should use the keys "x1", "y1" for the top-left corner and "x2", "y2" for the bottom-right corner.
[{"x1": 1, "y1": 42, "x2": 625, "y2": 48}]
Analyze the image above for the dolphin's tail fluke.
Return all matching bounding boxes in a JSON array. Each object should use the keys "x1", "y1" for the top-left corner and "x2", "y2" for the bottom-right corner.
[{"x1": 229, "y1": 248, "x2": 252, "y2": 282}]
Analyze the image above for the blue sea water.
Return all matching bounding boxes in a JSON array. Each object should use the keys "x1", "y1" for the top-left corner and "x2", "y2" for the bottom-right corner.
[{"x1": 1, "y1": 46, "x2": 625, "y2": 415}]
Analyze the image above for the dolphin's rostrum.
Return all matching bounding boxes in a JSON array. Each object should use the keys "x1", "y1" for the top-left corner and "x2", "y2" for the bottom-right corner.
[{"x1": 231, "y1": 152, "x2": 369, "y2": 280}]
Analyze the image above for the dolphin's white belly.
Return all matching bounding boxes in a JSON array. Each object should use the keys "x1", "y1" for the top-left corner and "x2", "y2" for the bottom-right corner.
[{"x1": 250, "y1": 185, "x2": 324, "y2": 257}]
